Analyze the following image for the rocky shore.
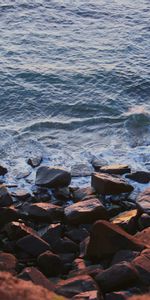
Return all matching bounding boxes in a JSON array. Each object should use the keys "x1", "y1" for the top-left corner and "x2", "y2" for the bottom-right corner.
[{"x1": 0, "y1": 158, "x2": 150, "y2": 300}]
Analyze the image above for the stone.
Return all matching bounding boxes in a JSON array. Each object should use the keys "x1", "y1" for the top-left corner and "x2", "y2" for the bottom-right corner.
[
  {"x1": 129, "y1": 294, "x2": 150, "y2": 300},
  {"x1": 0, "y1": 165, "x2": 8, "y2": 176},
  {"x1": 100, "y1": 164, "x2": 131, "y2": 175},
  {"x1": 38, "y1": 250, "x2": 62, "y2": 277},
  {"x1": 126, "y1": 171, "x2": 150, "y2": 184},
  {"x1": 91, "y1": 173, "x2": 134, "y2": 195},
  {"x1": 72, "y1": 187, "x2": 96, "y2": 202},
  {"x1": 111, "y1": 210, "x2": 138, "y2": 234},
  {"x1": 17, "y1": 234, "x2": 50, "y2": 256},
  {"x1": 132, "y1": 249, "x2": 150, "y2": 286},
  {"x1": 26, "y1": 202, "x2": 64, "y2": 222},
  {"x1": 95, "y1": 262, "x2": 139, "y2": 293},
  {"x1": 35, "y1": 166, "x2": 71, "y2": 188},
  {"x1": 66, "y1": 227, "x2": 89, "y2": 243},
  {"x1": 0, "y1": 271, "x2": 66, "y2": 300},
  {"x1": 91, "y1": 158, "x2": 108, "y2": 171},
  {"x1": 0, "y1": 252, "x2": 17, "y2": 275},
  {"x1": 136, "y1": 188, "x2": 150, "y2": 214},
  {"x1": 4, "y1": 221, "x2": 37, "y2": 240},
  {"x1": 15, "y1": 170, "x2": 31, "y2": 180},
  {"x1": 71, "y1": 164, "x2": 93, "y2": 177},
  {"x1": 52, "y1": 237, "x2": 78, "y2": 254},
  {"x1": 27, "y1": 156, "x2": 42, "y2": 168},
  {"x1": 64, "y1": 198, "x2": 108, "y2": 225},
  {"x1": 0, "y1": 184, "x2": 13, "y2": 207},
  {"x1": 18, "y1": 266, "x2": 54, "y2": 291},
  {"x1": 56, "y1": 275, "x2": 97, "y2": 298},
  {"x1": 42, "y1": 223, "x2": 63, "y2": 245},
  {"x1": 11, "y1": 189, "x2": 31, "y2": 201},
  {"x1": 111, "y1": 250, "x2": 139, "y2": 266},
  {"x1": 138, "y1": 213, "x2": 150, "y2": 230},
  {"x1": 105, "y1": 291, "x2": 133, "y2": 300},
  {"x1": 0, "y1": 207, "x2": 19, "y2": 227},
  {"x1": 86, "y1": 220, "x2": 145, "y2": 260},
  {"x1": 72, "y1": 290, "x2": 101, "y2": 300},
  {"x1": 135, "y1": 227, "x2": 150, "y2": 248}
]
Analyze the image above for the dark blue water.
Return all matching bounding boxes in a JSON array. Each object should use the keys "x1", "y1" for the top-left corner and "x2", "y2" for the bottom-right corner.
[{"x1": 0, "y1": 0, "x2": 150, "y2": 173}]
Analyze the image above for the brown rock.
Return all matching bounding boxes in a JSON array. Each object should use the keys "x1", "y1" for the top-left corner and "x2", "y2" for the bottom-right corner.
[
  {"x1": 0, "y1": 252, "x2": 17, "y2": 275},
  {"x1": 66, "y1": 227, "x2": 89, "y2": 243},
  {"x1": 35, "y1": 166, "x2": 71, "y2": 188},
  {"x1": 111, "y1": 250, "x2": 139, "y2": 266},
  {"x1": 129, "y1": 294, "x2": 150, "y2": 300},
  {"x1": 56, "y1": 275, "x2": 98, "y2": 298},
  {"x1": 38, "y1": 251, "x2": 62, "y2": 277},
  {"x1": 91, "y1": 173, "x2": 133, "y2": 195},
  {"x1": 64, "y1": 198, "x2": 108, "y2": 225},
  {"x1": 111, "y1": 210, "x2": 138, "y2": 234},
  {"x1": 100, "y1": 164, "x2": 131, "y2": 175},
  {"x1": 105, "y1": 291, "x2": 132, "y2": 300},
  {"x1": 72, "y1": 187, "x2": 96, "y2": 202},
  {"x1": 0, "y1": 271, "x2": 66, "y2": 300},
  {"x1": 136, "y1": 188, "x2": 150, "y2": 215},
  {"x1": 17, "y1": 234, "x2": 50, "y2": 256},
  {"x1": 4, "y1": 221, "x2": 37, "y2": 240},
  {"x1": 26, "y1": 202, "x2": 63, "y2": 222},
  {"x1": 126, "y1": 171, "x2": 150, "y2": 184},
  {"x1": 86, "y1": 221, "x2": 145, "y2": 260},
  {"x1": 42, "y1": 223, "x2": 63, "y2": 245},
  {"x1": 95, "y1": 262, "x2": 139, "y2": 293},
  {"x1": 132, "y1": 249, "x2": 150, "y2": 286},
  {"x1": 11, "y1": 189, "x2": 31, "y2": 201},
  {"x1": 135, "y1": 227, "x2": 150, "y2": 248},
  {"x1": 138, "y1": 213, "x2": 150, "y2": 230},
  {"x1": 72, "y1": 290, "x2": 101, "y2": 300},
  {"x1": 52, "y1": 237, "x2": 78, "y2": 254},
  {"x1": 0, "y1": 207, "x2": 19, "y2": 227},
  {"x1": 0, "y1": 184, "x2": 13, "y2": 207}
]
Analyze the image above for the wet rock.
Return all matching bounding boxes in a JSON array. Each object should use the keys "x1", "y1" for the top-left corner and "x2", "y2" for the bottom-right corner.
[
  {"x1": 72, "y1": 290, "x2": 101, "y2": 300},
  {"x1": 26, "y1": 202, "x2": 64, "y2": 222},
  {"x1": 27, "y1": 156, "x2": 42, "y2": 168},
  {"x1": 91, "y1": 173, "x2": 134, "y2": 195},
  {"x1": 100, "y1": 164, "x2": 131, "y2": 175},
  {"x1": 15, "y1": 170, "x2": 31, "y2": 180},
  {"x1": 52, "y1": 237, "x2": 78, "y2": 254},
  {"x1": 4, "y1": 221, "x2": 37, "y2": 240},
  {"x1": 35, "y1": 166, "x2": 71, "y2": 188},
  {"x1": 72, "y1": 187, "x2": 96, "y2": 202},
  {"x1": 138, "y1": 213, "x2": 150, "y2": 230},
  {"x1": 11, "y1": 189, "x2": 31, "y2": 201},
  {"x1": 64, "y1": 198, "x2": 108, "y2": 225},
  {"x1": 71, "y1": 164, "x2": 93, "y2": 177},
  {"x1": 0, "y1": 207, "x2": 19, "y2": 227},
  {"x1": 0, "y1": 165, "x2": 8, "y2": 176},
  {"x1": 126, "y1": 171, "x2": 150, "y2": 184},
  {"x1": 38, "y1": 250, "x2": 62, "y2": 277},
  {"x1": 0, "y1": 184, "x2": 13, "y2": 207},
  {"x1": 54, "y1": 187, "x2": 71, "y2": 201},
  {"x1": 56, "y1": 275, "x2": 98, "y2": 298},
  {"x1": 17, "y1": 234, "x2": 50, "y2": 257},
  {"x1": 135, "y1": 227, "x2": 150, "y2": 248},
  {"x1": 0, "y1": 272, "x2": 66, "y2": 300},
  {"x1": 111, "y1": 210, "x2": 138, "y2": 234},
  {"x1": 95, "y1": 261, "x2": 139, "y2": 293},
  {"x1": 136, "y1": 187, "x2": 150, "y2": 214},
  {"x1": 42, "y1": 223, "x2": 63, "y2": 245},
  {"x1": 0, "y1": 252, "x2": 17, "y2": 275},
  {"x1": 66, "y1": 227, "x2": 89, "y2": 243},
  {"x1": 132, "y1": 249, "x2": 150, "y2": 286},
  {"x1": 86, "y1": 220, "x2": 145, "y2": 260},
  {"x1": 59, "y1": 253, "x2": 75, "y2": 264},
  {"x1": 91, "y1": 158, "x2": 108, "y2": 171},
  {"x1": 111, "y1": 250, "x2": 139, "y2": 266}
]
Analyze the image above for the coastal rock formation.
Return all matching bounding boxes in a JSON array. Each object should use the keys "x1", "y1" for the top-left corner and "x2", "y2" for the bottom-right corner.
[
  {"x1": 35, "y1": 166, "x2": 71, "y2": 188},
  {"x1": 91, "y1": 173, "x2": 134, "y2": 195}
]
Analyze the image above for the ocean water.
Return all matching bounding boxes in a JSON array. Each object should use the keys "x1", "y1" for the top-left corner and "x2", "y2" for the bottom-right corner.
[{"x1": 0, "y1": 0, "x2": 150, "y2": 178}]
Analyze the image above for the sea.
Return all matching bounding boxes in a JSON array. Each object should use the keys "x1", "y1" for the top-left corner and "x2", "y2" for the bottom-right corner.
[{"x1": 0, "y1": 0, "x2": 150, "y2": 188}]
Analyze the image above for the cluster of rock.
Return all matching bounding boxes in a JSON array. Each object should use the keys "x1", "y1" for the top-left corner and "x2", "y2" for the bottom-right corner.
[{"x1": 0, "y1": 160, "x2": 150, "y2": 300}]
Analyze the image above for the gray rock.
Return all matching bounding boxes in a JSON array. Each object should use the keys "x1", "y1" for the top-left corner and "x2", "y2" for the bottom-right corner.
[{"x1": 36, "y1": 166, "x2": 71, "y2": 188}]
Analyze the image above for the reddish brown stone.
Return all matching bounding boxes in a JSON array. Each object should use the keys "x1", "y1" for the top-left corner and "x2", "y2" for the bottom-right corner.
[
  {"x1": 4, "y1": 221, "x2": 37, "y2": 240},
  {"x1": 100, "y1": 164, "x2": 131, "y2": 175},
  {"x1": 0, "y1": 207, "x2": 19, "y2": 227},
  {"x1": 26, "y1": 202, "x2": 63, "y2": 222},
  {"x1": 135, "y1": 227, "x2": 150, "y2": 248},
  {"x1": 72, "y1": 290, "x2": 102, "y2": 300},
  {"x1": 0, "y1": 252, "x2": 17, "y2": 275},
  {"x1": 132, "y1": 249, "x2": 150, "y2": 286},
  {"x1": 42, "y1": 223, "x2": 63, "y2": 245},
  {"x1": 17, "y1": 234, "x2": 50, "y2": 256},
  {"x1": 136, "y1": 188, "x2": 150, "y2": 215},
  {"x1": 66, "y1": 227, "x2": 89, "y2": 243},
  {"x1": 52, "y1": 237, "x2": 78, "y2": 254},
  {"x1": 38, "y1": 251, "x2": 62, "y2": 277},
  {"x1": 72, "y1": 187, "x2": 96, "y2": 202}
]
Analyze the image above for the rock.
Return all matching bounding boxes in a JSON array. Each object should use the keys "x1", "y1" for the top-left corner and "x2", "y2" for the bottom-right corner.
[
  {"x1": 56, "y1": 275, "x2": 98, "y2": 298},
  {"x1": 136, "y1": 188, "x2": 150, "y2": 215},
  {"x1": 52, "y1": 237, "x2": 78, "y2": 254},
  {"x1": 129, "y1": 294, "x2": 150, "y2": 300},
  {"x1": 17, "y1": 234, "x2": 50, "y2": 256},
  {"x1": 138, "y1": 213, "x2": 150, "y2": 230},
  {"x1": 0, "y1": 207, "x2": 19, "y2": 227},
  {"x1": 15, "y1": 170, "x2": 31, "y2": 180},
  {"x1": 91, "y1": 158, "x2": 108, "y2": 171},
  {"x1": 18, "y1": 266, "x2": 54, "y2": 291},
  {"x1": 105, "y1": 291, "x2": 133, "y2": 300},
  {"x1": 38, "y1": 250, "x2": 62, "y2": 277},
  {"x1": 0, "y1": 252, "x2": 17, "y2": 275},
  {"x1": 95, "y1": 261, "x2": 139, "y2": 293},
  {"x1": 72, "y1": 290, "x2": 101, "y2": 300},
  {"x1": 66, "y1": 227, "x2": 89, "y2": 243},
  {"x1": 35, "y1": 166, "x2": 71, "y2": 188},
  {"x1": 11, "y1": 189, "x2": 31, "y2": 201},
  {"x1": 132, "y1": 249, "x2": 150, "y2": 286},
  {"x1": 135, "y1": 227, "x2": 150, "y2": 248},
  {"x1": 71, "y1": 164, "x2": 94, "y2": 177},
  {"x1": 100, "y1": 164, "x2": 131, "y2": 175},
  {"x1": 0, "y1": 165, "x2": 8, "y2": 176},
  {"x1": 0, "y1": 184, "x2": 13, "y2": 207},
  {"x1": 64, "y1": 198, "x2": 108, "y2": 225},
  {"x1": 86, "y1": 220, "x2": 145, "y2": 260},
  {"x1": 111, "y1": 210, "x2": 138, "y2": 234},
  {"x1": 111, "y1": 250, "x2": 139, "y2": 266},
  {"x1": 4, "y1": 221, "x2": 37, "y2": 240},
  {"x1": 72, "y1": 187, "x2": 96, "y2": 202},
  {"x1": 42, "y1": 223, "x2": 63, "y2": 245},
  {"x1": 0, "y1": 272, "x2": 66, "y2": 300},
  {"x1": 126, "y1": 171, "x2": 150, "y2": 184},
  {"x1": 27, "y1": 156, "x2": 42, "y2": 168},
  {"x1": 91, "y1": 173, "x2": 134, "y2": 195},
  {"x1": 26, "y1": 202, "x2": 64, "y2": 222}
]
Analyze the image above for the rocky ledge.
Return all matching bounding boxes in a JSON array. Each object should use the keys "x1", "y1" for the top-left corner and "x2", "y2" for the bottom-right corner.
[{"x1": 0, "y1": 161, "x2": 150, "y2": 300}]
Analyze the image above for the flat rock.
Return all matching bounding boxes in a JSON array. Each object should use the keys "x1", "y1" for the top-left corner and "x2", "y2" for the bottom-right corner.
[
  {"x1": 136, "y1": 188, "x2": 150, "y2": 214},
  {"x1": 0, "y1": 271, "x2": 66, "y2": 300},
  {"x1": 27, "y1": 156, "x2": 42, "y2": 168},
  {"x1": 126, "y1": 171, "x2": 150, "y2": 184},
  {"x1": 95, "y1": 261, "x2": 139, "y2": 293},
  {"x1": 35, "y1": 166, "x2": 71, "y2": 188},
  {"x1": 91, "y1": 173, "x2": 134, "y2": 195},
  {"x1": 0, "y1": 252, "x2": 17, "y2": 275},
  {"x1": 4, "y1": 221, "x2": 37, "y2": 240},
  {"x1": 17, "y1": 233, "x2": 50, "y2": 256},
  {"x1": 111, "y1": 210, "x2": 138, "y2": 234},
  {"x1": 71, "y1": 164, "x2": 93, "y2": 177},
  {"x1": 38, "y1": 250, "x2": 62, "y2": 277},
  {"x1": 26, "y1": 202, "x2": 64, "y2": 222},
  {"x1": 64, "y1": 198, "x2": 108, "y2": 225},
  {"x1": 100, "y1": 164, "x2": 131, "y2": 175},
  {"x1": 86, "y1": 220, "x2": 145, "y2": 260},
  {"x1": 72, "y1": 187, "x2": 96, "y2": 202},
  {"x1": 56, "y1": 275, "x2": 98, "y2": 298},
  {"x1": 0, "y1": 184, "x2": 13, "y2": 207},
  {"x1": 72, "y1": 290, "x2": 101, "y2": 300},
  {"x1": 0, "y1": 165, "x2": 8, "y2": 176}
]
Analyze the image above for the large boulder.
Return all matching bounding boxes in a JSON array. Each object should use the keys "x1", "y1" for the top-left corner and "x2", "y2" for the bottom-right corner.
[
  {"x1": 91, "y1": 173, "x2": 133, "y2": 195},
  {"x1": 86, "y1": 221, "x2": 145, "y2": 260},
  {"x1": 0, "y1": 271, "x2": 67, "y2": 300},
  {"x1": 136, "y1": 188, "x2": 150, "y2": 215},
  {"x1": 64, "y1": 198, "x2": 108, "y2": 225},
  {"x1": 35, "y1": 166, "x2": 71, "y2": 188}
]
